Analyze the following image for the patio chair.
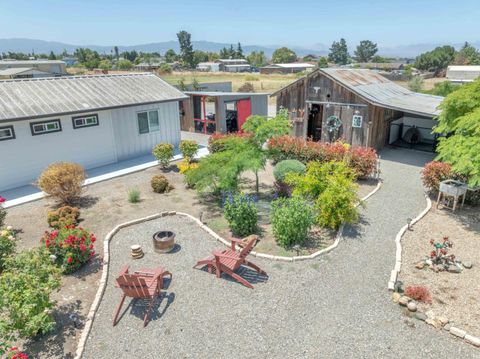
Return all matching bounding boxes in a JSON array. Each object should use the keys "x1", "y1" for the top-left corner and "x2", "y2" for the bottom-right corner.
[
  {"x1": 113, "y1": 265, "x2": 172, "y2": 327},
  {"x1": 193, "y1": 236, "x2": 266, "y2": 289}
]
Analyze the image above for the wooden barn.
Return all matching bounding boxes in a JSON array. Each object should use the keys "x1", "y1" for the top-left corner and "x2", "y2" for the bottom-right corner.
[{"x1": 272, "y1": 69, "x2": 444, "y2": 151}]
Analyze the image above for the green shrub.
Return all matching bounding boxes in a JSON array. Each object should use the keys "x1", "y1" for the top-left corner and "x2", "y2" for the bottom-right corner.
[
  {"x1": 287, "y1": 161, "x2": 359, "y2": 229},
  {"x1": 0, "y1": 227, "x2": 16, "y2": 271},
  {"x1": 244, "y1": 74, "x2": 259, "y2": 81},
  {"x1": 152, "y1": 143, "x2": 174, "y2": 168},
  {"x1": 47, "y1": 206, "x2": 80, "y2": 229},
  {"x1": 37, "y1": 162, "x2": 86, "y2": 204},
  {"x1": 271, "y1": 197, "x2": 315, "y2": 247},
  {"x1": 127, "y1": 188, "x2": 141, "y2": 203},
  {"x1": 151, "y1": 175, "x2": 172, "y2": 193},
  {"x1": 223, "y1": 193, "x2": 258, "y2": 237},
  {"x1": 0, "y1": 248, "x2": 61, "y2": 339},
  {"x1": 179, "y1": 140, "x2": 199, "y2": 161},
  {"x1": 237, "y1": 82, "x2": 255, "y2": 93},
  {"x1": 41, "y1": 226, "x2": 96, "y2": 274},
  {"x1": 208, "y1": 133, "x2": 251, "y2": 153},
  {"x1": 273, "y1": 160, "x2": 306, "y2": 182},
  {"x1": 421, "y1": 161, "x2": 453, "y2": 192}
]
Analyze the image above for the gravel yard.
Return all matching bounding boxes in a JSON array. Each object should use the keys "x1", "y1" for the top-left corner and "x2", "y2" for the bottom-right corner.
[{"x1": 400, "y1": 206, "x2": 480, "y2": 337}]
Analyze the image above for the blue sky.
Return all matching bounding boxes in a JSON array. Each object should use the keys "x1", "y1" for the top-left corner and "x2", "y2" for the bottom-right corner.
[{"x1": 0, "y1": 0, "x2": 479, "y2": 47}]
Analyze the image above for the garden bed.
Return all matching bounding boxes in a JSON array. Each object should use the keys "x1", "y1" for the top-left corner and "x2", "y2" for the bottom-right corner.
[{"x1": 400, "y1": 205, "x2": 480, "y2": 337}]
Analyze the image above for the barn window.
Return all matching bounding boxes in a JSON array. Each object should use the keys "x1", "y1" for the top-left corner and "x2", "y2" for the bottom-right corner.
[
  {"x1": 0, "y1": 125, "x2": 15, "y2": 141},
  {"x1": 30, "y1": 120, "x2": 62, "y2": 136},
  {"x1": 72, "y1": 114, "x2": 99, "y2": 129},
  {"x1": 137, "y1": 110, "x2": 159, "y2": 134}
]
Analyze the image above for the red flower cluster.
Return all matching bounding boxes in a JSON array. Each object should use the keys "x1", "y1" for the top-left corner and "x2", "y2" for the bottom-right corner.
[
  {"x1": 0, "y1": 195, "x2": 6, "y2": 204},
  {"x1": 9, "y1": 347, "x2": 29, "y2": 359},
  {"x1": 41, "y1": 225, "x2": 96, "y2": 274}
]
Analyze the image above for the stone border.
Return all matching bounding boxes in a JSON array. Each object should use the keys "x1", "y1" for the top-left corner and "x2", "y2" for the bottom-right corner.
[
  {"x1": 387, "y1": 194, "x2": 480, "y2": 348},
  {"x1": 75, "y1": 181, "x2": 382, "y2": 358}
]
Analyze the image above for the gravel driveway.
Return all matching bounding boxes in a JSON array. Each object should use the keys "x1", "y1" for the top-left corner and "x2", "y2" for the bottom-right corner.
[{"x1": 83, "y1": 148, "x2": 479, "y2": 359}]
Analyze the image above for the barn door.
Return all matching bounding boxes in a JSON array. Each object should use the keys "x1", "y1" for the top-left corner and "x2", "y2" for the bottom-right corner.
[{"x1": 236, "y1": 99, "x2": 252, "y2": 131}]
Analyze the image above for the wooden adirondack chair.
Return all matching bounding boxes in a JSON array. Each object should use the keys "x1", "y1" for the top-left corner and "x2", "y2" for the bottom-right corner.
[
  {"x1": 194, "y1": 236, "x2": 266, "y2": 289},
  {"x1": 113, "y1": 265, "x2": 172, "y2": 327}
]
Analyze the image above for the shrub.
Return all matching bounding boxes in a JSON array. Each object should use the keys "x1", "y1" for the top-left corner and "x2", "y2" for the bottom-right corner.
[
  {"x1": 271, "y1": 197, "x2": 315, "y2": 247},
  {"x1": 179, "y1": 140, "x2": 199, "y2": 162},
  {"x1": 237, "y1": 82, "x2": 255, "y2": 93},
  {"x1": 273, "y1": 160, "x2": 306, "y2": 182},
  {"x1": 404, "y1": 285, "x2": 432, "y2": 304},
  {"x1": 223, "y1": 192, "x2": 258, "y2": 237},
  {"x1": 47, "y1": 206, "x2": 80, "y2": 229},
  {"x1": 244, "y1": 74, "x2": 259, "y2": 81},
  {"x1": 2, "y1": 346, "x2": 29, "y2": 359},
  {"x1": 152, "y1": 143, "x2": 174, "y2": 168},
  {"x1": 127, "y1": 188, "x2": 141, "y2": 203},
  {"x1": 348, "y1": 147, "x2": 377, "y2": 179},
  {"x1": 0, "y1": 248, "x2": 61, "y2": 339},
  {"x1": 287, "y1": 161, "x2": 359, "y2": 229},
  {"x1": 0, "y1": 195, "x2": 6, "y2": 228},
  {"x1": 421, "y1": 161, "x2": 453, "y2": 192},
  {"x1": 177, "y1": 159, "x2": 199, "y2": 174},
  {"x1": 0, "y1": 227, "x2": 16, "y2": 271},
  {"x1": 151, "y1": 175, "x2": 172, "y2": 193},
  {"x1": 208, "y1": 132, "x2": 251, "y2": 153},
  {"x1": 41, "y1": 226, "x2": 96, "y2": 274},
  {"x1": 429, "y1": 236, "x2": 455, "y2": 265},
  {"x1": 37, "y1": 162, "x2": 85, "y2": 204}
]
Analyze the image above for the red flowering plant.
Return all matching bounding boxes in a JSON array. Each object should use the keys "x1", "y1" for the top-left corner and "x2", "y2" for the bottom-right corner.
[
  {"x1": 429, "y1": 236, "x2": 455, "y2": 265},
  {"x1": 41, "y1": 225, "x2": 96, "y2": 274},
  {"x1": 0, "y1": 344, "x2": 28, "y2": 359},
  {"x1": 0, "y1": 195, "x2": 7, "y2": 228}
]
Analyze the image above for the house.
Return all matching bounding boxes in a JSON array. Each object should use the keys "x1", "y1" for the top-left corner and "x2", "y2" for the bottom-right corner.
[
  {"x1": 446, "y1": 65, "x2": 480, "y2": 83},
  {"x1": 216, "y1": 59, "x2": 251, "y2": 73},
  {"x1": 196, "y1": 62, "x2": 221, "y2": 72},
  {"x1": 134, "y1": 60, "x2": 163, "y2": 72},
  {"x1": 0, "y1": 73, "x2": 187, "y2": 191},
  {"x1": 0, "y1": 60, "x2": 67, "y2": 76},
  {"x1": 179, "y1": 91, "x2": 268, "y2": 134},
  {"x1": 272, "y1": 68, "x2": 443, "y2": 151},
  {"x1": 0, "y1": 67, "x2": 51, "y2": 79},
  {"x1": 259, "y1": 63, "x2": 316, "y2": 74}
]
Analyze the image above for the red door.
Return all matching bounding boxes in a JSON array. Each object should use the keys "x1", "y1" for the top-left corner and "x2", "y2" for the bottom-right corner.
[{"x1": 236, "y1": 99, "x2": 252, "y2": 131}]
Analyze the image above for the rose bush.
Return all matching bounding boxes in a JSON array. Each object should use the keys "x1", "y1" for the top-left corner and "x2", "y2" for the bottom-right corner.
[
  {"x1": 0, "y1": 195, "x2": 6, "y2": 227},
  {"x1": 41, "y1": 225, "x2": 96, "y2": 274}
]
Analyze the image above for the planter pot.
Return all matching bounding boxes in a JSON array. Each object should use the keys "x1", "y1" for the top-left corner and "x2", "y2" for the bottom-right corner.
[{"x1": 152, "y1": 231, "x2": 175, "y2": 253}]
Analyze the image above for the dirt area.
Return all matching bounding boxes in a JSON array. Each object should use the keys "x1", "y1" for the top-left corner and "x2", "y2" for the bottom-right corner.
[
  {"x1": 393, "y1": 77, "x2": 446, "y2": 91},
  {"x1": 400, "y1": 205, "x2": 480, "y2": 337}
]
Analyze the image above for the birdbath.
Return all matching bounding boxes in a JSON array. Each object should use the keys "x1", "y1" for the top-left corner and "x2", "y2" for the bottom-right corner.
[{"x1": 152, "y1": 231, "x2": 176, "y2": 253}]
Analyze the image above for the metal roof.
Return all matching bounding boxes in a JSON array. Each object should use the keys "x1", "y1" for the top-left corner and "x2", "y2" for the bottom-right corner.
[
  {"x1": 0, "y1": 73, "x2": 188, "y2": 122},
  {"x1": 0, "y1": 60, "x2": 66, "y2": 66},
  {"x1": 446, "y1": 65, "x2": 480, "y2": 82},
  {"x1": 184, "y1": 91, "x2": 269, "y2": 97},
  {"x1": 0, "y1": 67, "x2": 34, "y2": 75},
  {"x1": 262, "y1": 63, "x2": 315, "y2": 69}
]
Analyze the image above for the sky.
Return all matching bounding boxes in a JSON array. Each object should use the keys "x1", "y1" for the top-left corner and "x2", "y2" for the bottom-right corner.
[{"x1": 0, "y1": 0, "x2": 479, "y2": 47}]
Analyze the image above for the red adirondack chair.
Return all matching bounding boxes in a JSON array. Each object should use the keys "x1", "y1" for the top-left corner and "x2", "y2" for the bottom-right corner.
[
  {"x1": 194, "y1": 236, "x2": 266, "y2": 289},
  {"x1": 113, "y1": 265, "x2": 172, "y2": 327}
]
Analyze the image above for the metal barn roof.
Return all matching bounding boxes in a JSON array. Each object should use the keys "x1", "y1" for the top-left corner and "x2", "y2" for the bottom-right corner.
[
  {"x1": 0, "y1": 73, "x2": 187, "y2": 122},
  {"x1": 263, "y1": 63, "x2": 315, "y2": 69}
]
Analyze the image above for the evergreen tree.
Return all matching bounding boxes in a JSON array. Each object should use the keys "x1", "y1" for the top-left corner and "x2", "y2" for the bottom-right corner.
[
  {"x1": 328, "y1": 38, "x2": 349, "y2": 65},
  {"x1": 177, "y1": 30, "x2": 195, "y2": 68},
  {"x1": 354, "y1": 40, "x2": 378, "y2": 62},
  {"x1": 236, "y1": 42, "x2": 244, "y2": 58}
]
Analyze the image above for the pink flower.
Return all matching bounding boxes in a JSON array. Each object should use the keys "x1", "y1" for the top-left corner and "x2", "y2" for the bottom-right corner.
[
  {"x1": 0, "y1": 196, "x2": 6, "y2": 203},
  {"x1": 67, "y1": 257, "x2": 73, "y2": 263},
  {"x1": 80, "y1": 243, "x2": 86, "y2": 252}
]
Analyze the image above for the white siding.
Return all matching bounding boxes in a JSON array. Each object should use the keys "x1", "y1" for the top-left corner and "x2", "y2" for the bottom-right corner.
[
  {"x1": 0, "y1": 110, "x2": 117, "y2": 191},
  {"x1": 111, "y1": 102, "x2": 181, "y2": 161}
]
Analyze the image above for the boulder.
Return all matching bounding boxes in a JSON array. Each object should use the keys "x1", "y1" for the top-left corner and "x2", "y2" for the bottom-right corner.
[
  {"x1": 414, "y1": 312, "x2": 427, "y2": 321},
  {"x1": 463, "y1": 261, "x2": 473, "y2": 269},
  {"x1": 399, "y1": 296, "x2": 410, "y2": 306},
  {"x1": 407, "y1": 301, "x2": 417, "y2": 312},
  {"x1": 392, "y1": 292, "x2": 401, "y2": 303},
  {"x1": 447, "y1": 265, "x2": 462, "y2": 273},
  {"x1": 415, "y1": 261, "x2": 425, "y2": 270}
]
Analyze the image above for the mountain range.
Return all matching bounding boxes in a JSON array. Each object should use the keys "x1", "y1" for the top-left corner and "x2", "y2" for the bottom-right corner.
[{"x1": 1, "y1": 38, "x2": 479, "y2": 58}]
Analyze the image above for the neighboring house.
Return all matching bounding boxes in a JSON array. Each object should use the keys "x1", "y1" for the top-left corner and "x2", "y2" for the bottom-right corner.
[
  {"x1": 0, "y1": 60, "x2": 67, "y2": 76},
  {"x1": 0, "y1": 73, "x2": 187, "y2": 191},
  {"x1": 217, "y1": 59, "x2": 251, "y2": 73},
  {"x1": 259, "y1": 63, "x2": 316, "y2": 74},
  {"x1": 196, "y1": 62, "x2": 221, "y2": 72},
  {"x1": 134, "y1": 61, "x2": 163, "y2": 71},
  {"x1": 179, "y1": 91, "x2": 268, "y2": 134},
  {"x1": 62, "y1": 57, "x2": 78, "y2": 66},
  {"x1": 446, "y1": 65, "x2": 480, "y2": 83},
  {"x1": 0, "y1": 67, "x2": 51, "y2": 79},
  {"x1": 272, "y1": 68, "x2": 443, "y2": 151}
]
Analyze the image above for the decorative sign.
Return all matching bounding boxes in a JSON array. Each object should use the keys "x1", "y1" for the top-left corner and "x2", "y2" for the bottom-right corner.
[
  {"x1": 352, "y1": 115, "x2": 363, "y2": 128},
  {"x1": 326, "y1": 116, "x2": 342, "y2": 133}
]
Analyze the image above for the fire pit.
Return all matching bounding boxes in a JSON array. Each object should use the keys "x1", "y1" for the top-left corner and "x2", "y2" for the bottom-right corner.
[{"x1": 152, "y1": 231, "x2": 175, "y2": 253}]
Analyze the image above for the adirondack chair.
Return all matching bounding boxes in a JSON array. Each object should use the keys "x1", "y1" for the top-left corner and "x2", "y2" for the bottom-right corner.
[
  {"x1": 113, "y1": 265, "x2": 172, "y2": 327},
  {"x1": 194, "y1": 236, "x2": 266, "y2": 289}
]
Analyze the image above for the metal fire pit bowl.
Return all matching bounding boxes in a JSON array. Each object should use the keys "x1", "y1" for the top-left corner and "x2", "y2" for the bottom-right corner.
[{"x1": 152, "y1": 231, "x2": 175, "y2": 253}]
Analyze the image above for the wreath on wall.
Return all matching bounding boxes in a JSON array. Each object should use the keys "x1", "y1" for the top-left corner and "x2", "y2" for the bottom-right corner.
[{"x1": 326, "y1": 116, "x2": 342, "y2": 133}]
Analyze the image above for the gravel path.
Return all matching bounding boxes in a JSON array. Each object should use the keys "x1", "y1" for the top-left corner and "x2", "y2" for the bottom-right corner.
[{"x1": 83, "y1": 148, "x2": 479, "y2": 358}]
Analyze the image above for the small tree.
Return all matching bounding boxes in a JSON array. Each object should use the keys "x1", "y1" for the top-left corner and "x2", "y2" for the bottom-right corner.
[
  {"x1": 117, "y1": 59, "x2": 133, "y2": 70},
  {"x1": 99, "y1": 59, "x2": 112, "y2": 71},
  {"x1": 317, "y1": 57, "x2": 329, "y2": 68},
  {"x1": 38, "y1": 162, "x2": 85, "y2": 204},
  {"x1": 179, "y1": 140, "x2": 199, "y2": 162},
  {"x1": 354, "y1": 40, "x2": 378, "y2": 62},
  {"x1": 408, "y1": 76, "x2": 424, "y2": 92},
  {"x1": 152, "y1": 143, "x2": 174, "y2": 168},
  {"x1": 271, "y1": 47, "x2": 297, "y2": 63}
]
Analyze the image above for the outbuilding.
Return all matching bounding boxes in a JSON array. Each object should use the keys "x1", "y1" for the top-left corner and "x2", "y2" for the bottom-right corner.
[
  {"x1": 0, "y1": 60, "x2": 67, "y2": 76},
  {"x1": 0, "y1": 73, "x2": 187, "y2": 191},
  {"x1": 259, "y1": 63, "x2": 316, "y2": 74},
  {"x1": 272, "y1": 68, "x2": 443, "y2": 151},
  {"x1": 446, "y1": 65, "x2": 480, "y2": 83}
]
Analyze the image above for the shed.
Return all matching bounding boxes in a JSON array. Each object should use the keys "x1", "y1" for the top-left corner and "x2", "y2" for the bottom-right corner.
[
  {"x1": 272, "y1": 68, "x2": 444, "y2": 151},
  {"x1": 446, "y1": 65, "x2": 480, "y2": 83},
  {"x1": 259, "y1": 63, "x2": 316, "y2": 74},
  {"x1": 0, "y1": 73, "x2": 187, "y2": 191},
  {"x1": 0, "y1": 60, "x2": 67, "y2": 76},
  {"x1": 180, "y1": 91, "x2": 268, "y2": 134},
  {"x1": 0, "y1": 67, "x2": 51, "y2": 79}
]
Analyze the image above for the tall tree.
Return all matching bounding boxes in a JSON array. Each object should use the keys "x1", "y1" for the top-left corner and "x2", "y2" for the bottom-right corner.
[
  {"x1": 114, "y1": 46, "x2": 119, "y2": 61},
  {"x1": 48, "y1": 51, "x2": 56, "y2": 60},
  {"x1": 414, "y1": 45, "x2": 456, "y2": 75},
  {"x1": 454, "y1": 42, "x2": 480, "y2": 65},
  {"x1": 164, "y1": 49, "x2": 178, "y2": 63},
  {"x1": 271, "y1": 47, "x2": 297, "y2": 63},
  {"x1": 354, "y1": 40, "x2": 378, "y2": 62},
  {"x1": 246, "y1": 51, "x2": 267, "y2": 68},
  {"x1": 193, "y1": 50, "x2": 209, "y2": 66},
  {"x1": 328, "y1": 38, "x2": 349, "y2": 65},
  {"x1": 236, "y1": 42, "x2": 244, "y2": 58},
  {"x1": 177, "y1": 30, "x2": 195, "y2": 68},
  {"x1": 219, "y1": 47, "x2": 229, "y2": 59}
]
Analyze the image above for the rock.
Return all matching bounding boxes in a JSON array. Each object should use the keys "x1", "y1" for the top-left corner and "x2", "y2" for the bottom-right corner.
[
  {"x1": 431, "y1": 265, "x2": 440, "y2": 273},
  {"x1": 437, "y1": 316, "x2": 449, "y2": 325},
  {"x1": 392, "y1": 292, "x2": 401, "y2": 303},
  {"x1": 450, "y1": 327, "x2": 466, "y2": 339},
  {"x1": 443, "y1": 323, "x2": 452, "y2": 331},
  {"x1": 465, "y1": 334, "x2": 480, "y2": 347},
  {"x1": 426, "y1": 310, "x2": 436, "y2": 319},
  {"x1": 415, "y1": 261, "x2": 426, "y2": 269},
  {"x1": 447, "y1": 265, "x2": 462, "y2": 273},
  {"x1": 463, "y1": 261, "x2": 473, "y2": 269},
  {"x1": 426, "y1": 318, "x2": 442, "y2": 329},
  {"x1": 425, "y1": 259, "x2": 433, "y2": 266},
  {"x1": 399, "y1": 296, "x2": 411, "y2": 306},
  {"x1": 394, "y1": 280, "x2": 404, "y2": 293},
  {"x1": 407, "y1": 301, "x2": 417, "y2": 312},
  {"x1": 414, "y1": 312, "x2": 427, "y2": 321}
]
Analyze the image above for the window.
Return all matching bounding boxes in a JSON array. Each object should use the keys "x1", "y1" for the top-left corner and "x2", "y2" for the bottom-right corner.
[
  {"x1": 72, "y1": 114, "x2": 99, "y2": 129},
  {"x1": 137, "y1": 110, "x2": 160, "y2": 134},
  {"x1": 0, "y1": 125, "x2": 15, "y2": 141},
  {"x1": 30, "y1": 120, "x2": 62, "y2": 136}
]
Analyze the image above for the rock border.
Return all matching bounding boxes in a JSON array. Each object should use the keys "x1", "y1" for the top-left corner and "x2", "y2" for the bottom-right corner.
[
  {"x1": 74, "y1": 181, "x2": 382, "y2": 358},
  {"x1": 388, "y1": 194, "x2": 480, "y2": 349}
]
